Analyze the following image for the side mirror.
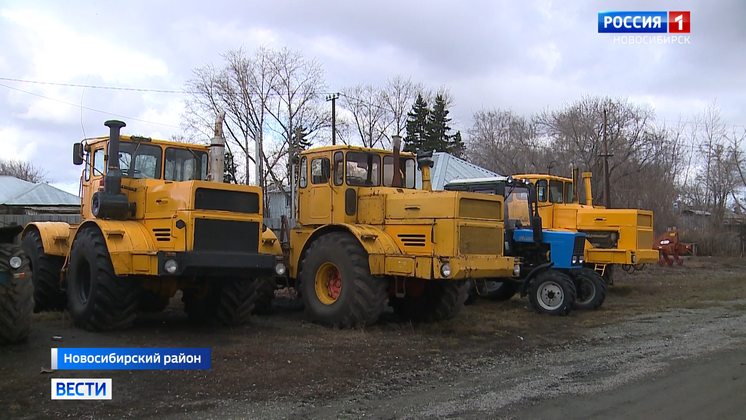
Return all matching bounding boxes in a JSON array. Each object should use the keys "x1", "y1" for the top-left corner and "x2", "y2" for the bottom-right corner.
[
  {"x1": 321, "y1": 159, "x2": 331, "y2": 180},
  {"x1": 73, "y1": 143, "x2": 84, "y2": 165}
]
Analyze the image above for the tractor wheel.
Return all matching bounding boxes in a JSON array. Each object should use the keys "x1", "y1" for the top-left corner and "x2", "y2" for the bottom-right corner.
[
  {"x1": 183, "y1": 278, "x2": 258, "y2": 326},
  {"x1": 483, "y1": 279, "x2": 518, "y2": 301},
  {"x1": 0, "y1": 244, "x2": 33, "y2": 345},
  {"x1": 299, "y1": 232, "x2": 387, "y2": 328},
  {"x1": 528, "y1": 270, "x2": 576, "y2": 316},
  {"x1": 21, "y1": 230, "x2": 66, "y2": 312},
  {"x1": 572, "y1": 268, "x2": 607, "y2": 310},
  {"x1": 252, "y1": 277, "x2": 277, "y2": 315},
  {"x1": 391, "y1": 280, "x2": 469, "y2": 322},
  {"x1": 67, "y1": 228, "x2": 141, "y2": 331}
]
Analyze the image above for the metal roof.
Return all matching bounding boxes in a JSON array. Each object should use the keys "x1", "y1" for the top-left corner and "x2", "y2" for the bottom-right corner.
[
  {"x1": 416, "y1": 152, "x2": 500, "y2": 190},
  {"x1": 0, "y1": 176, "x2": 80, "y2": 206}
]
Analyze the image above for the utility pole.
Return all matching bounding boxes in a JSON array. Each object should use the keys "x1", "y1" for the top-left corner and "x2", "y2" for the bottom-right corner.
[
  {"x1": 601, "y1": 108, "x2": 612, "y2": 208},
  {"x1": 326, "y1": 93, "x2": 339, "y2": 145}
]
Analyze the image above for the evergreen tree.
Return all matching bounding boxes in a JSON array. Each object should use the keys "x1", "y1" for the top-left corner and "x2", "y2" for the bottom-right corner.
[
  {"x1": 425, "y1": 94, "x2": 451, "y2": 152},
  {"x1": 404, "y1": 94, "x2": 429, "y2": 154},
  {"x1": 224, "y1": 151, "x2": 239, "y2": 183}
]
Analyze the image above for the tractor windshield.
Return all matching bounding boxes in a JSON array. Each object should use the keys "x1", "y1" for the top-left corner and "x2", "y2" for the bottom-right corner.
[
  {"x1": 382, "y1": 155, "x2": 416, "y2": 189},
  {"x1": 346, "y1": 152, "x2": 381, "y2": 186},
  {"x1": 165, "y1": 147, "x2": 208, "y2": 181},
  {"x1": 119, "y1": 142, "x2": 162, "y2": 179},
  {"x1": 549, "y1": 180, "x2": 564, "y2": 203},
  {"x1": 564, "y1": 181, "x2": 574, "y2": 203},
  {"x1": 505, "y1": 186, "x2": 532, "y2": 227}
]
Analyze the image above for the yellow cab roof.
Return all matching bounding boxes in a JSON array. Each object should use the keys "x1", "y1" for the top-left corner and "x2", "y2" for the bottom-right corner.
[
  {"x1": 514, "y1": 173, "x2": 572, "y2": 182},
  {"x1": 301, "y1": 144, "x2": 416, "y2": 157},
  {"x1": 83, "y1": 135, "x2": 210, "y2": 151}
]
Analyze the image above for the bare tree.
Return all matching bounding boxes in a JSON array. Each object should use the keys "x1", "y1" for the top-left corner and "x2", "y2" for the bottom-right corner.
[
  {"x1": 0, "y1": 159, "x2": 48, "y2": 183},
  {"x1": 381, "y1": 75, "x2": 424, "y2": 138},
  {"x1": 341, "y1": 84, "x2": 390, "y2": 148}
]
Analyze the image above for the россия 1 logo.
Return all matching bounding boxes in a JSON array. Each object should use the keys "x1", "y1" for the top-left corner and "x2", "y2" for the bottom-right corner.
[{"x1": 598, "y1": 11, "x2": 690, "y2": 33}]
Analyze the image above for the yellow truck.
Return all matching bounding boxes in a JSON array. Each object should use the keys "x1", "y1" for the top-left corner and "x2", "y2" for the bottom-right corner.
[
  {"x1": 283, "y1": 140, "x2": 518, "y2": 327},
  {"x1": 21, "y1": 120, "x2": 285, "y2": 331},
  {"x1": 515, "y1": 171, "x2": 659, "y2": 283}
]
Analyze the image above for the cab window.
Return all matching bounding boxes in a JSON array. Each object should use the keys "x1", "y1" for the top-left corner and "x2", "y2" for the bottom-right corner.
[
  {"x1": 383, "y1": 156, "x2": 416, "y2": 189},
  {"x1": 311, "y1": 158, "x2": 330, "y2": 184},
  {"x1": 93, "y1": 148, "x2": 105, "y2": 178},
  {"x1": 119, "y1": 142, "x2": 162, "y2": 179},
  {"x1": 165, "y1": 147, "x2": 207, "y2": 181},
  {"x1": 346, "y1": 152, "x2": 380, "y2": 186},
  {"x1": 298, "y1": 156, "x2": 308, "y2": 188},
  {"x1": 505, "y1": 188, "x2": 531, "y2": 225},
  {"x1": 536, "y1": 179, "x2": 548, "y2": 202},
  {"x1": 333, "y1": 152, "x2": 344, "y2": 186},
  {"x1": 564, "y1": 182, "x2": 574, "y2": 204},
  {"x1": 549, "y1": 180, "x2": 564, "y2": 203}
]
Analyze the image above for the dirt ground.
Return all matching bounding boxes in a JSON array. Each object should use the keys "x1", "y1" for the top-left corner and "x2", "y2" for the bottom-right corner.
[{"x1": 1, "y1": 257, "x2": 746, "y2": 419}]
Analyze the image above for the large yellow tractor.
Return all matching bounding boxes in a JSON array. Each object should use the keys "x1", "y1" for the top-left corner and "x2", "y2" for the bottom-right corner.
[
  {"x1": 282, "y1": 139, "x2": 517, "y2": 327},
  {"x1": 21, "y1": 120, "x2": 285, "y2": 331},
  {"x1": 514, "y1": 171, "x2": 659, "y2": 283}
]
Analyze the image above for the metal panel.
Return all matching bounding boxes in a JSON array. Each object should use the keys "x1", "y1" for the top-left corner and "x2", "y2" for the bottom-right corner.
[{"x1": 459, "y1": 225, "x2": 502, "y2": 255}]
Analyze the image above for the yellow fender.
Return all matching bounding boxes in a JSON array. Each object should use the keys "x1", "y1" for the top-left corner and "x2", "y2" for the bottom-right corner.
[
  {"x1": 71, "y1": 220, "x2": 159, "y2": 276},
  {"x1": 260, "y1": 228, "x2": 283, "y2": 256},
  {"x1": 293, "y1": 223, "x2": 401, "y2": 276},
  {"x1": 22, "y1": 222, "x2": 72, "y2": 257}
]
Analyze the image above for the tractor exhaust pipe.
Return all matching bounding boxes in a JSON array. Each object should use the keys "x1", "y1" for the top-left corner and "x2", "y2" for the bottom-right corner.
[
  {"x1": 582, "y1": 172, "x2": 593, "y2": 206},
  {"x1": 209, "y1": 111, "x2": 226, "y2": 182},
  {"x1": 104, "y1": 120, "x2": 126, "y2": 195}
]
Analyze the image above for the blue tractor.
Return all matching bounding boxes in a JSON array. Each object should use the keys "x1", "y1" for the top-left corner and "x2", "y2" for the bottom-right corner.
[{"x1": 445, "y1": 177, "x2": 601, "y2": 315}]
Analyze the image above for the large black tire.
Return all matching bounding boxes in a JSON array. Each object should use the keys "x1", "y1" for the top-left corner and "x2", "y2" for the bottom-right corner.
[
  {"x1": 483, "y1": 279, "x2": 518, "y2": 301},
  {"x1": 572, "y1": 268, "x2": 607, "y2": 310},
  {"x1": 252, "y1": 277, "x2": 276, "y2": 315},
  {"x1": 528, "y1": 270, "x2": 576, "y2": 316},
  {"x1": 299, "y1": 232, "x2": 388, "y2": 328},
  {"x1": 391, "y1": 280, "x2": 469, "y2": 322},
  {"x1": 0, "y1": 244, "x2": 33, "y2": 345},
  {"x1": 21, "y1": 230, "x2": 66, "y2": 312},
  {"x1": 67, "y1": 228, "x2": 141, "y2": 331},
  {"x1": 183, "y1": 278, "x2": 258, "y2": 326}
]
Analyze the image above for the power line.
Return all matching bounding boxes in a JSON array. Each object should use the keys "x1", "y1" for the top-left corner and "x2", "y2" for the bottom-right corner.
[
  {"x1": 0, "y1": 76, "x2": 189, "y2": 94},
  {"x1": 0, "y1": 83, "x2": 180, "y2": 129}
]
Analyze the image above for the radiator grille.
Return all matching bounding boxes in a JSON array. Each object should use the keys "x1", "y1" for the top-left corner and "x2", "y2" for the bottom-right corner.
[
  {"x1": 637, "y1": 214, "x2": 653, "y2": 227},
  {"x1": 637, "y1": 229, "x2": 654, "y2": 250},
  {"x1": 195, "y1": 188, "x2": 260, "y2": 214},
  {"x1": 152, "y1": 228, "x2": 171, "y2": 242},
  {"x1": 459, "y1": 198, "x2": 500, "y2": 220},
  {"x1": 573, "y1": 235, "x2": 586, "y2": 255},
  {"x1": 398, "y1": 234, "x2": 427, "y2": 247},
  {"x1": 193, "y1": 219, "x2": 259, "y2": 253},
  {"x1": 459, "y1": 226, "x2": 502, "y2": 255}
]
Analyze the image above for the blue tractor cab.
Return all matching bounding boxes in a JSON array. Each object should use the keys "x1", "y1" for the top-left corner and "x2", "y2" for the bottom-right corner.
[{"x1": 445, "y1": 176, "x2": 592, "y2": 315}]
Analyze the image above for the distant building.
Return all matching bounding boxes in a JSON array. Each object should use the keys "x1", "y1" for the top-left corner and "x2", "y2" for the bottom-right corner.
[{"x1": 0, "y1": 176, "x2": 81, "y2": 230}]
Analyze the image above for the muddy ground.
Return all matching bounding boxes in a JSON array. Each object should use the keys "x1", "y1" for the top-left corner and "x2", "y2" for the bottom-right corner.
[{"x1": 1, "y1": 257, "x2": 745, "y2": 419}]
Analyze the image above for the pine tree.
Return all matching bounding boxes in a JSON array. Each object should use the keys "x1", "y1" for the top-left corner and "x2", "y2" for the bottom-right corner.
[
  {"x1": 224, "y1": 151, "x2": 239, "y2": 183},
  {"x1": 425, "y1": 94, "x2": 464, "y2": 157},
  {"x1": 404, "y1": 94, "x2": 429, "y2": 154}
]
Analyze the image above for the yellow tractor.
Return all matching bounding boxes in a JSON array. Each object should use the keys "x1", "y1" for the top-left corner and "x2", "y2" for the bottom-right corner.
[
  {"x1": 282, "y1": 138, "x2": 517, "y2": 327},
  {"x1": 514, "y1": 171, "x2": 659, "y2": 283},
  {"x1": 21, "y1": 119, "x2": 285, "y2": 331}
]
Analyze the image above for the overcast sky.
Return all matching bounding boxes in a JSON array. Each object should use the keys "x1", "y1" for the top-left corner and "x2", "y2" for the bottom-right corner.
[{"x1": 1, "y1": 0, "x2": 743, "y2": 193}]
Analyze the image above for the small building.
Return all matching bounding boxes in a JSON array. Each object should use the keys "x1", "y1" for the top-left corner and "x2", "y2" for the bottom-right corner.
[{"x1": 0, "y1": 176, "x2": 81, "y2": 231}]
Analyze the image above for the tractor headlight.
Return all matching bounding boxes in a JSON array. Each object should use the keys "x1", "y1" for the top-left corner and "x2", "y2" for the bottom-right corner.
[
  {"x1": 572, "y1": 256, "x2": 578, "y2": 264},
  {"x1": 513, "y1": 263, "x2": 521, "y2": 276},
  {"x1": 579, "y1": 257, "x2": 584, "y2": 264},
  {"x1": 164, "y1": 259, "x2": 179, "y2": 274},
  {"x1": 440, "y1": 264, "x2": 451, "y2": 277},
  {"x1": 274, "y1": 262, "x2": 287, "y2": 276},
  {"x1": 631, "y1": 254, "x2": 637, "y2": 264},
  {"x1": 9, "y1": 256, "x2": 22, "y2": 269}
]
